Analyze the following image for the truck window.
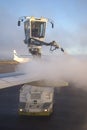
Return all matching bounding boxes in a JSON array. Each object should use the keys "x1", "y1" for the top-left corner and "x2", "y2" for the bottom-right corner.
[{"x1": 31, "y1": 21, "x2": 46, "y2": 38}]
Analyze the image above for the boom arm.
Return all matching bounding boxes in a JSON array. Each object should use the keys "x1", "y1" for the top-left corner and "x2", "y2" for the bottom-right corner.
[{"x1": 29, "y1": 38, "x2": 65, "y2": 53}]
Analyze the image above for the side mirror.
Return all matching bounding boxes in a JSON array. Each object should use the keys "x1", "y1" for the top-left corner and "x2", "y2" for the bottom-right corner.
[
  {"x1": 52, "y1": 23, "x2": 54, "y2": 28},
  {"x1": 18, "y1": 21, "x2": 20, "y2": 26},
  {"x1": 50, "y1": 22, "x2": 54, "y2": 28}
]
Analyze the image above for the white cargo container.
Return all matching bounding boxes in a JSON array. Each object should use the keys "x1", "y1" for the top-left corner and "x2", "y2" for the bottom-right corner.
[{"x1": 18, "y1": 84, "x2": 54, "y2": 116}]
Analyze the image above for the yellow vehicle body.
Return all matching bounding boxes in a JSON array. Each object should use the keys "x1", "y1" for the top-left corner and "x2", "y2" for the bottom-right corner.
[{"x1": 18, "y1": 85, "x2": 54, "y2": 116}]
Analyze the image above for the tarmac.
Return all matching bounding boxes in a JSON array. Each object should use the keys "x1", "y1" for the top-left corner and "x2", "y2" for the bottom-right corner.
[
  {"x1": 0, "y1": 60, "x2": 18, "y2": 73},
  {"x1": 0, "y1": 62, "x2": 87, "y2": 130}
]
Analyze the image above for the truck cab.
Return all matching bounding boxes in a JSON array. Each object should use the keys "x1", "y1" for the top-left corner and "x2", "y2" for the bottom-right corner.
[{"x1": 18, "y1": 16, "x2": 47, "y2": 43}]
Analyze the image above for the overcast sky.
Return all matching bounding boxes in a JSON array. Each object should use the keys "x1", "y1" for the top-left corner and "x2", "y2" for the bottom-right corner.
[{"x1": 0, "y1": 0, "x2": 87, "y2": 58}]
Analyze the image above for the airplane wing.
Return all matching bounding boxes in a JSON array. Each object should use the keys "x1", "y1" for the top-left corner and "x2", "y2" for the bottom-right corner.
[
  {"x1": 0, "y1": 50, "x2": 33, "y2": 89},
  {"x1": 0, "y1": 72, "x2": 36, "y2": 89},
  {"x1": 0, "y1": 51, "x2": 68, "y2": 89},
  {"x1": 0, "y1": 71, "x2": 68, "y2": 89}
]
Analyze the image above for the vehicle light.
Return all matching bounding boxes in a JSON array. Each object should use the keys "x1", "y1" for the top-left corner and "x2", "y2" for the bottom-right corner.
[
  {"x1": 44, "y1": 109, "x2": 48, "y2": 112},
  {"x1": 20, "y1": 109, "x2": 23, "y2": 112}
]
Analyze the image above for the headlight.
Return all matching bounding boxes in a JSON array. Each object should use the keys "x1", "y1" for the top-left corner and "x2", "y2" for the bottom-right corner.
[
  {"x1": 44, "y1": 109, "x2": 48, "y2": 112},
  {"x1": 19, "y1": 109, "x2": 23, "y2": 112}
]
